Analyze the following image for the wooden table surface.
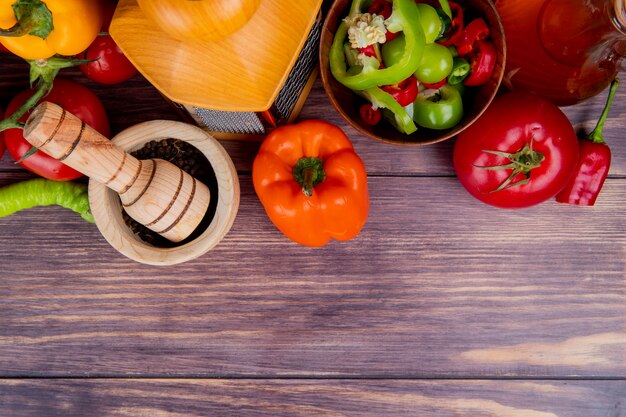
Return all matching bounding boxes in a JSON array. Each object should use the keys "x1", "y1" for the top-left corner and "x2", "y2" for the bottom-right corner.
[{"x1": 1, "y1": 52, "x2": 625, "y2": 416}]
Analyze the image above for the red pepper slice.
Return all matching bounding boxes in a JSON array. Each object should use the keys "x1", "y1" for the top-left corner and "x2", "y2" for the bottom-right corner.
[
  {"x1": 456, "y1": 18, "x2": 490, "y2": 56},
  {"x1": 381, "y1": 75, "x2": 419, "y2": 106},
  {"x1": 463, "y1": 40, "x2": 496, "y2": 86},
  {"x1": 421, "y1": 78, "x2": 447, "y2": 89},
  {"x1": 360, "y1": 103, "x2": 382, "y2": 125},
  {"x1": 436, "y1": 1, "x2": 464, "y2": 47},
  {"x1": 368, "y1": 0, "x2": 398, "y2": 41},
  {"x1": 555, "y1": 78, "x2": 619, "y2": 206}
]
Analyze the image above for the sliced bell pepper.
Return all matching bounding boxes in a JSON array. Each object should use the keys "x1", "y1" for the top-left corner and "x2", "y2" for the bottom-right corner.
[
  {"x1": 330, "y1": 0, "x2": 426, "y2": 91},
  {"x1": 381, "y1": 75, "x2": 418, "y2": 106},
  {"x1": 463, "y1": 40, "x2": 496, "y2": 86},
  {"x1": 456, "y1": 18, "x2": 490, "y2": 56},
  {"x1": 0, "y1": 0, "x2": 103, "y2": 60},
  {"x1": 361, "y1": 86, "x2": 418, "y2": 134}
]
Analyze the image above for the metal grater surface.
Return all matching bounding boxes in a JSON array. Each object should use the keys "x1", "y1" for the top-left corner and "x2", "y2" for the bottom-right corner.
[
  {"x1": 191, "y1": 108, "x2": 265, "y2": 135},
  {"x1": 273, "y1": 16, "x2": 322, "y2": 121}
]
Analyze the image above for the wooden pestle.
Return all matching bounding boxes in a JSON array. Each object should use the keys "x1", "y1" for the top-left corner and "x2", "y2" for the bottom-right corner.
[{"x1": 23, "y1": 101, "x2": 211, "y2": 243}]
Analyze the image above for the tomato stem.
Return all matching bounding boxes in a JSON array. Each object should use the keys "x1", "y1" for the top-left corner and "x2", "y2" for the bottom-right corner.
[
  {"x1": 475, "y1": 141, "x2": 545, "y2": 192},
  {"x1": 293, "y1": 157, "x2": 326, "y2": 197}
]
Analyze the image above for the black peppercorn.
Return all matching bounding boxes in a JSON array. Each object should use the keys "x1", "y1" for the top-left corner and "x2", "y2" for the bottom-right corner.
[{"x1": 122, "y1": 138, "x2": 218, "y2": 248}]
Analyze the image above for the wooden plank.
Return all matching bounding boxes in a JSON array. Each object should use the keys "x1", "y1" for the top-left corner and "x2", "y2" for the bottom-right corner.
[
  {"x1": 1, "y1": 176, "x2": 624, "y2": 377},
  {"x1": 2, "y1": 55, "x2": 625, "y2": 177},
  {"x1": 0, "y1": 379, "x2": 624, "y2": 417}
]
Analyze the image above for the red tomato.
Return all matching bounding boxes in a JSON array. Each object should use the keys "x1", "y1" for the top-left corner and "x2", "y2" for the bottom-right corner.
[
  {"x1": 0, "y1": 107, "x2": 5, "y2": 158},
  {"x1": 453, "y1": 92, "x2": 579, "y2": 209},
  {"x1": 4, "y1": 78, "x2": 111, "y2": 181},
  {"x1": 78, "y1": 35, "x2": 138, "y2": 85}
]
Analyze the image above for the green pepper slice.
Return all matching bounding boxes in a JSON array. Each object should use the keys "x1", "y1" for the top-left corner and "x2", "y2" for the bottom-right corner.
[
  {"x1": 413, "y1": 84, "x2": 463, "y2": 130},
  {"x1": 330, "y1": 0, "x2": 426, "y2": 91}
]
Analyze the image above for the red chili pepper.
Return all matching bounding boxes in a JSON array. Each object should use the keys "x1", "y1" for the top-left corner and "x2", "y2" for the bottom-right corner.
[
  {"x1": 556, "y1": 78, "x2": 619, "y2": 206},
  {"x1": 456, "y1": 18, "x2": 490, "y2": 56},
  {"x1": 421, "y1": 78, "x2": 447, "y2": 90},
  {"x1": 360, "y1": 103, "x2": 382, "y2": 125},
  {"x1": 368, "y1": 0, "x2": 398, "y2": 41},
  {"x1": 437, "y1": 1, "x2": 464, "y2": 47},
  {"x1": 463, "y1": 40, "x2": 496, "y2": 86},
  {"x1": 381, "y1": 75, "x2": 418, "y2": 106}
]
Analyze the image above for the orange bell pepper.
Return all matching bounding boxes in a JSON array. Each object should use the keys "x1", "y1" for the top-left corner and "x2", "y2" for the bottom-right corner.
[
  {"x1": 0, "y1": 0, "x2": 103, "y2": 60},
  {"x1": 252, "y1": 120, "x2": 369, "y2": 247}
]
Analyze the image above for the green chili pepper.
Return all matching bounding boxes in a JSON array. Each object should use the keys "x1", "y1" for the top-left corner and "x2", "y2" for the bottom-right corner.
[
  {"x1": 438, "y1": 0, "x2": 453, "y2": 19},
  {"x1": 0, "y1": 178, "x2": 94, "y2": 222},
  {"x1": 447, "y1": 57, "x2": 470, "y2": 85},
  {"x1": 361, "y1": 86, "x2": 418, "y2": 134},
  {"x1": 330, "y1": 0, "x2": 426, "y2": 91},
  {"x1": 413, "y1": 84, "x2": 464, "y2": 130},
  {"x1": 435, "y1": 8, "x2": 452, "y2": 41}
]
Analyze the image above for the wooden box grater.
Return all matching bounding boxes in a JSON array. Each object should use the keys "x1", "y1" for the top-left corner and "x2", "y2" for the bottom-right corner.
[{"x1": 110, "y1": 0, "x2": 323, "y2": 140}]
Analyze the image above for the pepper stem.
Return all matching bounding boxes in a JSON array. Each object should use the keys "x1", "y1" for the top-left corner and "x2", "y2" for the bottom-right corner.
[
  {"x1": 0, "y1": 0, "x2": 53, "y2": 39},
  {"x1": 293, "y1": 157, "x2": 326, "y2": 197},
  {"x1": 588, "y1": 78, "x2": 619, "y2": 144},
  {"x1": 0, "y1": 55, "x2": 91, "y2": 133},
  {"x1": 0, "y1": 82, "x2": 47, "y2": 133}
]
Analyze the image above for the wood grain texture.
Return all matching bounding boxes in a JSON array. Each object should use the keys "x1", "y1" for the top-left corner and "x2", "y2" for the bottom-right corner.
[
  {"x1": 0, "y1": 379, "x2": 624, "y2": 417},
  {"x1": 0, "y1": 176, "x2": 624, "y2": 377},
  {"x1": 1, "y1": 47, "x2": 626, "y2": 417}
]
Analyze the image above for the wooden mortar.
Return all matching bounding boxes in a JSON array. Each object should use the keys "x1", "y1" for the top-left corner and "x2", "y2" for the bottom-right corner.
[{"x1": 23, "y1": 101, "x2": 210, "y2": 243}]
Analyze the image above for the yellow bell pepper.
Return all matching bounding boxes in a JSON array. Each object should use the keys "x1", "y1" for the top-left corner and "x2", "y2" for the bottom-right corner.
[{"x1": 0, "y1": 0, "x2": 103, "y2": 60}]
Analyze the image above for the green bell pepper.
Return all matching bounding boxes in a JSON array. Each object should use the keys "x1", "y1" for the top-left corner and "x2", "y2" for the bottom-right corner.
[
  {"x1": 413, "y1": 84, "x2": 463, "y2": 130},
  {"x1": 330, "y1": 0, "x2": 426, "y2": 91},
  {"x1": 361, "y1": 86, "x2": 418, "y2": 134}
]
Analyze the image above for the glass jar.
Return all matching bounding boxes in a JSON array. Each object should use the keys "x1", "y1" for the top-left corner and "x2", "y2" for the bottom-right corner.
[{"x1": 495, "y1": 0, "x2": 626, "y2": 106}]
